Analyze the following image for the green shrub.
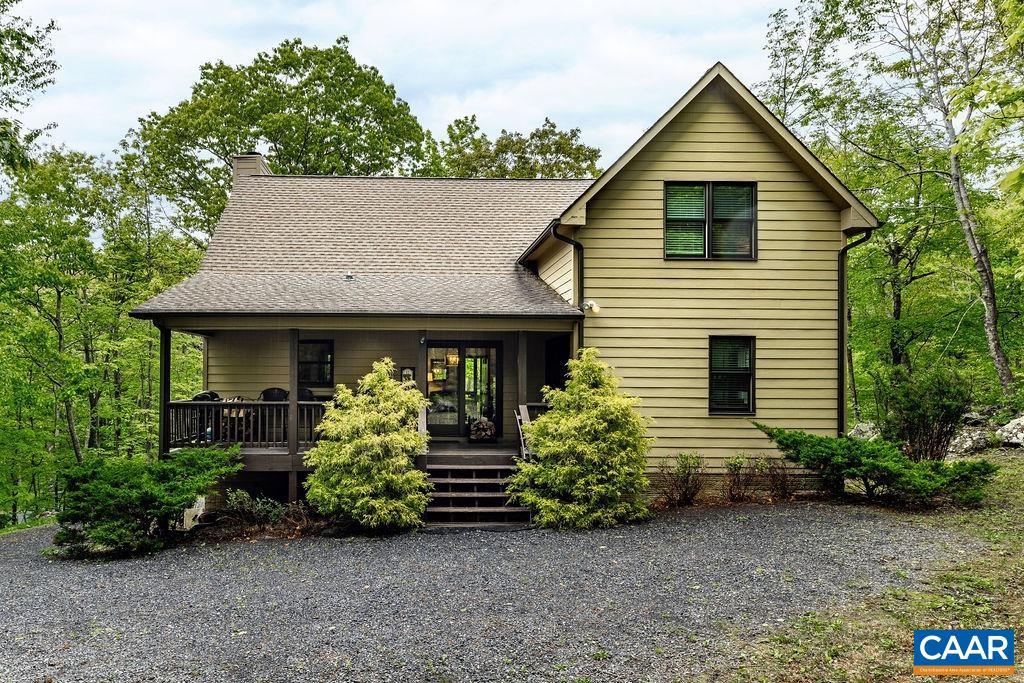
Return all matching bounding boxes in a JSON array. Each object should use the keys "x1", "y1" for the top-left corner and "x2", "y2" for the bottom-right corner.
[
  {"x1": 223, "y1": 489, "x2": 287, "y2": 525},
  {"x1": 658, "y1": 452, "x2": 705, "y2": 507},
  {"x1": 876, "y1": 366, "x2": 972, "y2": 461},
  {"x1": 724, "y1": 454, "x2": 758, "y2": 502},
  {"x1": 303, "y1": 358, "x2": 431, "y2": 531},
  {"x1": 508, "y1": 347, "x2": 651, "y2": 529},
  {"x1": 54, "y1": 446, "x2": 241, "y2": 556},
  {"x1": 763, "y1": 458, "x2": 795, "y2": 501},
  {"x1": 755, "y1": 424, "x2": 997, "y2": 507}
]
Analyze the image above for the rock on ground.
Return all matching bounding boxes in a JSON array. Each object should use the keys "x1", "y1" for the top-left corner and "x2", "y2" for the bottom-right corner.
[
  {"x1": 997, "y1": 415, "x2": 1024, "y2": 447},
  {"x1": 949, "y1": 426, "x2": 997, "y2": 454},
  {"x1": 847, "y1": 422, "x2": 880, "y2": 440},
  {"x1": 0, "y1": 505, "x2": 970, "y2": 683}
]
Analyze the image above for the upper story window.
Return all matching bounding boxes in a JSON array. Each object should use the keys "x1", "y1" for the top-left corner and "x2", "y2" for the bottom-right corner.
[
  {"x1": 298, "y1": 340, "x2": 334, "y2": 388},
  {"x1": 709, "y1": 336, "x2": 755, "y2": 414},
  {"x1": 665, "y1": 182, "x2": 756, "y2": 259}
]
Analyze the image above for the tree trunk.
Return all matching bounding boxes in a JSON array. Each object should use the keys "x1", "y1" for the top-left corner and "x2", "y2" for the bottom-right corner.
[
  {"x1": 63, "y1": 398, "x2": 83, "y2": 463},
  {"x1": 846, "y1": 305, "x2": 862, "y2": 422},
  {"x1": 945, "y1": 144, "x2": 1015, "y2": 393}
]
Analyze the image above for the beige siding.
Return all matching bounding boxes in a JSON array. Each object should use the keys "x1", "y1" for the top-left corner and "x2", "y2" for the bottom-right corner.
[
  {"x1": 580, "y1": 82, "x2": 842, "y2": 469},
  {"x1": 206, "y1": 330, "x2": 289, "y2": 398},
  {"x1": 535, "y1": 239, "x2": 574, "y2": 304}
]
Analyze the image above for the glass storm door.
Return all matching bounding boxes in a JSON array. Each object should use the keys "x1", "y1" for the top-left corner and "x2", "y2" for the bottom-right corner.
[{"x1": 425, "y1": 343, "x2": 500, "y2": 438}]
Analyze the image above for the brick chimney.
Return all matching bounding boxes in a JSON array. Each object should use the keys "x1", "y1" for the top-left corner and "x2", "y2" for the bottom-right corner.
[{"x1": 231, "y1": 151, "x2": 272, "y2": 181}]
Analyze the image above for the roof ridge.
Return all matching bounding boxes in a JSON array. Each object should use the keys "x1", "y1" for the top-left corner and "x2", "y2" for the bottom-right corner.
[{"x1": 243, "y1": 174, "x2": 594, "y2": 182}]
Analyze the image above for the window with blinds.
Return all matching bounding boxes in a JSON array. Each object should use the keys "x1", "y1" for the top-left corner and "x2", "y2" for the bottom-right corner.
[
  {"x1": 664, "y1": 182, "x2": 755, "y2": 259},
  {"x1": 709, "y1": 336, "x2": 755, "y2": 414}
]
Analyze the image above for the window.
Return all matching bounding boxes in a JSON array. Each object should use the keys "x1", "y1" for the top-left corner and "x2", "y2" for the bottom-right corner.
[
  {"x1": 298, "y1": 340, "x2": 334, "y2": 388},
  {"x1": 665, "y1": 182, "x2": 756, "y2": 259},
  {"x1": 709, "y1": 336, "x2": 755, "y2": 414}
]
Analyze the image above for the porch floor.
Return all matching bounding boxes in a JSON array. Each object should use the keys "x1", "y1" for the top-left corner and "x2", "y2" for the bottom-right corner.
[{"x1": 417, "y1": 441, "x2": 518, "y2": 467}]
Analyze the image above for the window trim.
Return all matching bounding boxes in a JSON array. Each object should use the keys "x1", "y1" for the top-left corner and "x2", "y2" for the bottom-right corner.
[
  {"x1": 708, "y1": 335, "x2": 756, "y2": 415},
  {"x1": 664, "y1": 181, "x2": 758, "y2": 261},
  {"x1": 298, "y1": 339, "x2": 335, "y2": 388}
]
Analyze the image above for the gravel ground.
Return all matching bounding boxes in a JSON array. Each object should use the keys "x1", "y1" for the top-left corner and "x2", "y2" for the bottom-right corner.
[{"x1": 0, "y1": 503, "x2": 967, "y2": 683}]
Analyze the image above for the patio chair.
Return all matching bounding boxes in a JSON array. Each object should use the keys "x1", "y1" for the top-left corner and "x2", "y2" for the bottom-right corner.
[{"x1": 258, "y1": 387, "x2": 288, "y2": 402}]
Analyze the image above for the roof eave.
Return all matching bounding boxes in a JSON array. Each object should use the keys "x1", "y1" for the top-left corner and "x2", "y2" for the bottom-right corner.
[
  {"x1": 558, "y1": 62, "x2": 880, "y2": 229},
  {"x1": 130, "y1": 309, "x2": 584, "y2": 320}
]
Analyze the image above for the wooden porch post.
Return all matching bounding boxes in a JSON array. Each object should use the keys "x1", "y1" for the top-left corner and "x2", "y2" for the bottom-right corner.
[
  {"x1": 517, "y1": 331, "x2": 528, "y2": 405},
  {"x1": 158, "y1": 324, "x2": 171, "y2": 457},
  {"x1": 288, "y1": 328, "x2": 299, "y2": 503},
  {"x1": 417, "y1": 330, "x2": 428, "y2": 394}
]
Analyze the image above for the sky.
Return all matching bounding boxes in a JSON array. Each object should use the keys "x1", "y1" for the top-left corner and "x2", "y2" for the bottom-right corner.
[{"x1": 17, "y1": 0, "x2": 788, "y2": 167}]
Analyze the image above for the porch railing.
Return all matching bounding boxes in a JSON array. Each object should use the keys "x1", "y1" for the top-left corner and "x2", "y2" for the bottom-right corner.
[{"x1": 167, "y1": 400, "x2": 326, "y2": 450}]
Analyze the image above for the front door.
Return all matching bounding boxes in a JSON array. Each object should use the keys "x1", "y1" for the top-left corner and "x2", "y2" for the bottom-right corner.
[{"x1": 426, "y1": 342, "x2": 501, "y2": 438}]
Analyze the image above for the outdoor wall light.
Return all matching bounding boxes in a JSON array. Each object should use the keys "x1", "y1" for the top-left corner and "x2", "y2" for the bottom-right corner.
[{"x1": 581, "y1": 299, "x2": 601, "y2": 314}]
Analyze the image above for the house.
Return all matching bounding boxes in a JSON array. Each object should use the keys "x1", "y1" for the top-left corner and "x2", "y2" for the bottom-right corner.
[{"x1": 131, "y1": 63, "x2": 877, "y2": 509}]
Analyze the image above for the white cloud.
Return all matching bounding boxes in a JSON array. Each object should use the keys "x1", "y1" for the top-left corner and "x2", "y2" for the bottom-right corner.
[{"x1": 16, "y1": 0, "x2": 785, "y2": 164}]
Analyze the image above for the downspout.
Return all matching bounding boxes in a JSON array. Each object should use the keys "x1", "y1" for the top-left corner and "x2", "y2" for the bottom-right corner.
[
  {"x1": 837, "y1": 226, "x2": 875, "y2": 436},
  {"x1": 549, "y1": 220, "x2": 586, "y2": 349}
]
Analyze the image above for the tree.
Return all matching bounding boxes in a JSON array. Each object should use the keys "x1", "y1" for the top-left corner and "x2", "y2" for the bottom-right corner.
[
  {"x1": 135, "y1": 38, "x2": 428, "y2": 241},
  {"x1": 760, "y1": 0, "x2": 1023, "y2": 402},
  {"x1": 422, "y1": 115, "x2": 601, "y2": 178},
  {"x1": 0, "y1": 151, "x2": 106, "y2": 463},
  {"x1": 0, "y1": 0, "x2": 57, "y2": 172},
  {"x1": 303, "y1": 358, "x2": 431, "y2": 531},
  {"x1": 507, "y1": 348, "x2": 651, "y2": 529}
]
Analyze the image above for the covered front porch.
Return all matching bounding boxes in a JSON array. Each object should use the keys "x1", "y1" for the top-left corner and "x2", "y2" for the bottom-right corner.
[{"x1": 155, "y1": 316, "x2": 575, "y2": 501}]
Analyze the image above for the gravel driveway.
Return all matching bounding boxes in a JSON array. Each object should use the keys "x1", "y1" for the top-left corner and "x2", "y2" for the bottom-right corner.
[{"x1": 0, "y1": 503, "x2": 964, "y2": 683}]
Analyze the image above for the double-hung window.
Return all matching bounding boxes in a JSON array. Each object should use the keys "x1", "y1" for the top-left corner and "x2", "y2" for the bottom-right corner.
[
  {"x1": 709, "y1": 336, "x2": 755, "y2": 414},
  {"x1": 665, "y1": 182, "x2": 756, "y2": 259},
  {"x1": 298, "y1": 340, "x2": 334, "y2": 388}
]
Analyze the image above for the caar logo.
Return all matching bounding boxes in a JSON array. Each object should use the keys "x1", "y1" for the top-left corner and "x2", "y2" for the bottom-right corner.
[{"x1": 914, "y1": 629, "x2": 1015, "y2": 676}]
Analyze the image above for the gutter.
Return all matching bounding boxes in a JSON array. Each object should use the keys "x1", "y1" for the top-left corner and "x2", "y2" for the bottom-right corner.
[
  {"x1": 546, "y1": 219, "x2": 587, "y2": 349},
  {"x1": 837, "y1": 225, "x2": 876, "y2": 436}
]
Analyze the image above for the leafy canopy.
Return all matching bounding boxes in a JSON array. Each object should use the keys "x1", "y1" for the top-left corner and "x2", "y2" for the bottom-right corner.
[
  {"x1": 303, "y1": 358, "x2": 431, "y2": 531},
  {"x1": 0, "y1": 0, "x2": 57, "y2": 172},
  {"x1": 136, "y1": 37, "x2": 428, "y2": 239},
  {"x1": 508, "y1": 348, "x2": 651, "y2": 529},
  {"x1": 420, "y1": 115, "x2": 601, "y2": 179}
]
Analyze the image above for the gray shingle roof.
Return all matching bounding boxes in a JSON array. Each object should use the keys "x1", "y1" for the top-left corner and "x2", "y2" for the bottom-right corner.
[{"x1": 133, "y1": 176, "x2": 591, "y2": 318}]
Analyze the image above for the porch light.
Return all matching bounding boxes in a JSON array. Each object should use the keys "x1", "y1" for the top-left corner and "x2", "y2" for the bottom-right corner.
[
  {"x1": 446, "y1": 352, "x2": 460, "y2": 366},
  {"x1": 581, "y1": 299, "x2": 601, "y2": 314}
]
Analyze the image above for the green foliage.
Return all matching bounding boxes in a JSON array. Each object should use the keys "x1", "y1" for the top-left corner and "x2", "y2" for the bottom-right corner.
[
  {"x1": 136, "y1": 37, "x2": 428, "y2": 239},
  {"x1": 759, "y1": 0, "x2": 1024, "y2": 415},
  {"x1": 54, "y1": 446, "x2": 241, "y2": 556},
  {"x1": 420, "y1": 115, "x2": 601, "y2": 179},
  {"x1": 0, "y1": 0, "x2": 57, "y2": 172},
  {"x1": 875, "y1": 366, "x2": 972, "y2": 461},
  {"x1": 724, "y1": 454, "x2": 760, "y2": 503},
  {"x1": 507, "y1": 348, "x2": 651, "y2": 529},
  {"x1": 0, "y1": 148, "x2": 203, "y2": 516},
  {"x1": 763, "y1": 458, "x2": 795, "y2": 501},
  {"x1": 223, "y1": 489, "x2": 287, "y2": 525},
  {"x1": 303, "y1": 358, "x2": 431, "y2": 531},
  {"x1": 657, "y1": 452, "x2": 705, "y2": 507},
  {"x1": 756, "y1": 424, "x2": 998, "y2": 507}
]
